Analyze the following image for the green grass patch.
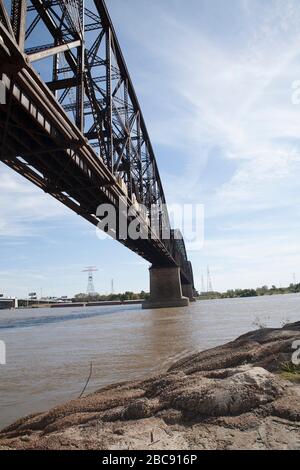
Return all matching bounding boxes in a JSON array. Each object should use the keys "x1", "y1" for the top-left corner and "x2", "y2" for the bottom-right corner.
[{"x1": 280, "y1": 361, "x2": 300, "y2": 384}]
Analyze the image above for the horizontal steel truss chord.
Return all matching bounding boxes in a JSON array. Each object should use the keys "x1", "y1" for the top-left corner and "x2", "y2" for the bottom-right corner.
[{"x1": 0, "y1": 0, "x2": 194, "y2": 287}]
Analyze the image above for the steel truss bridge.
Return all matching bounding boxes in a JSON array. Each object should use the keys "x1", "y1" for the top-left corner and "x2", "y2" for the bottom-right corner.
[{"x1": 0, "y1": 0, "x2": 195, "y2": 297}]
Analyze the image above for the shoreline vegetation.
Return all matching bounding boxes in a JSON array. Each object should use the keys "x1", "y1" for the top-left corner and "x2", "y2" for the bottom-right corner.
[
  {"x1": 0, "y1": 322, "x2": 299, "y2": 450},
  {"x1": 14, "y1": 286, "x2": 300, "y2": 309},
  {"x1": 198, "y1": 283, "x2": 300, "y2": 300},
  {"x1": 16, "y1": 291, "x2": 150, "y2": 308},
  {"x1": 73, "y1": 284, "x2": 300, "y2": 302},
  {"x1": 73, "y1": 291, "x2": 149, "y2": 302}
]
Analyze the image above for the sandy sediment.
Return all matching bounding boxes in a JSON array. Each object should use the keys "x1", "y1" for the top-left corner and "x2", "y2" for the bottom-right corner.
[{"x1": 0, "y1": 321, "x2": 300, "y2": 450}]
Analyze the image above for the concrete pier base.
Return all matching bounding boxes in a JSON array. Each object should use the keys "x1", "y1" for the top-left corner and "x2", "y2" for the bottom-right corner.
[
  {"x1": 143, "y1": 266, "x2": 189, "y2": 309},
  {"x1": 181, "y1": 283, "x2": 196, "y2": 302}
]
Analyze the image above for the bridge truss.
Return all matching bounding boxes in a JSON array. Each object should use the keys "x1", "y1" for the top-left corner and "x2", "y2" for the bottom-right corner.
[{"x1": 0, "y1": 0, "x2": 194, "y2": 288}]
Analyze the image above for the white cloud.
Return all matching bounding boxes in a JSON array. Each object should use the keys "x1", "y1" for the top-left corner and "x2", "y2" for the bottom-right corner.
[
  {"x1": 106, "y1": 0, "x2": 300, "y2": 289},
  {"x1": 2, "y1": 0, "x2": 300, "y2": 293},
  {"x1": 0, "y1": 165, "x2": 72, "y2": 237},
  {"x1": 112, "y1": 0, "x2": 300, "y2": 219},
  {"x1": 193, "y1": 232, "x2": 300, "y2": 290}
]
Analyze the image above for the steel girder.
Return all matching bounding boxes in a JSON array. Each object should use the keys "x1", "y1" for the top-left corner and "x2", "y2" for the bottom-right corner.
[
  {"x1": 0, "y1": 0, "x2": 195, "y2": 288},
  {"x1": 22, "y1": 0, "x2": 164, "y2": 212}
]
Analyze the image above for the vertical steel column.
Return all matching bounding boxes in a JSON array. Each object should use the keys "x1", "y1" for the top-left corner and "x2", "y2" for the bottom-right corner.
[
  {"x1": 11, "y1": 0, "x2": 27, "y2": 50},
  {"x1": 0, "y1": 1, "x2": 14, "y2": 36},
  {"x1": 76, "y1": 45, "x2": 85, "y2": 132},
  {"x1": 52, "y1": 39, "x2": 59, "y2": 99},
  {"x1": 76, "y1": 0, "x2": 85, "y2": 132},
  {"x1": 136, "y1": 111, "x2": 143, "y2": 204},
  {"x1": 106, "y1": 26, "x2": 113, "y2": 172},
  {"x1": 124, "y1": 78, "x2": 132, "y2": 198}
]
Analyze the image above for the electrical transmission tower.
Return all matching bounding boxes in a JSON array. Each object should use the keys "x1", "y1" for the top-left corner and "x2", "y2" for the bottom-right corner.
[
  {"x1": 111, "y1": 279, "x2": 114, "y2": 295},
  {"x1": 201, "y1": 275, "x2": 205, "y2": 294},
  {"x1": 207, "y1": 267, "x2": 213, "y2": 293},
  {"x1": 82, "y1": 267, "x2": 98, "y2": 295}
]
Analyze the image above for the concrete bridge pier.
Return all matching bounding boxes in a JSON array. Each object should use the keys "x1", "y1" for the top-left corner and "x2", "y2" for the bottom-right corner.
[
  {"x1": 181, "y1": 283, "x2": 196, "y2": 302},
  {"x1": 143, "y1": 266, "x2": 189, "y2": 309}
]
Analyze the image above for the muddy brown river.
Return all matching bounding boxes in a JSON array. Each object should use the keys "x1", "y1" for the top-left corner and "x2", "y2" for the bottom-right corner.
[{"x1": 0, "y1": 294, "x2": 299, "y2": 429}]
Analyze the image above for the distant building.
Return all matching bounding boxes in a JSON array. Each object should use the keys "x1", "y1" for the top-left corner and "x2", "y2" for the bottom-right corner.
[
  {"x1": 0, "y1": 294, "x2": 18, "y2": 310},
  {"x1": 40, "y1": 296, "x2": 71, "y2": 303},
  {"x1": 40, "y1": 297, "x2": 58, "y2": 302}
]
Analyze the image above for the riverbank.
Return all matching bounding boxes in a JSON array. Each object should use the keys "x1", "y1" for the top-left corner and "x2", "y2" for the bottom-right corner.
[
  {"x1": 0, "y1": 321, "x2": 299, "y2": 450},
  {"x1": 11, "y1": 299, "x2": 144, "y2": 310},
  {"x1": 197, "y1": 282, "x2": 300, "y2": 301}
]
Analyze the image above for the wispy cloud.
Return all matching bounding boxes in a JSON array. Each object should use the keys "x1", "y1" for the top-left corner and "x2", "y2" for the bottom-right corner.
[
  {"x1": 109, "y1": 0, "x2": 300, "y2": 215},
  {"x1": 1, "y1": 0, "x2": 300, "y2": 293},
  {"x1": 0, "y1": 167, "x2": 72, "y2": 237},
  {"x1": 105, "y1": 0, "x2": 300, "y2": 288}
]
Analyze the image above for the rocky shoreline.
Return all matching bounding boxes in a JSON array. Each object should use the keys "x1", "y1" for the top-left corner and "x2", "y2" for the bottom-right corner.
[{"x1": 1, "y1": 321, "x2": 300, "y2": 450}]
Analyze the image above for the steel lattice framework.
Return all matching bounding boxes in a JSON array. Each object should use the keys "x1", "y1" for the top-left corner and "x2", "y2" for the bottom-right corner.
[{"x1": 0, "y1": 0, "x2": 194, "y2": 288}]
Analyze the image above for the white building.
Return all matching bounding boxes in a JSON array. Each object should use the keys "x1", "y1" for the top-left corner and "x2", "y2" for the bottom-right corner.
[{"x1": 0, "y1": 294, "x2": 18, "y2": 310}]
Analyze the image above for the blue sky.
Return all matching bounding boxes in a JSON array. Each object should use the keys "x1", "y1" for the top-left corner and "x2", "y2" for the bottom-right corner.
[{"x1": 1, "y1": 0, "x2": 300, "y2": 297}]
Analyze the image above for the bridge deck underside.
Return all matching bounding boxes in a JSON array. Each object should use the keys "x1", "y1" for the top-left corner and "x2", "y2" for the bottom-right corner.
[
  {"x1": 0, "y1": 3, "x2": 193, "y2": 287},
  {"x1": 0, "y1": 72, "x2": 189, "y2": 278}
]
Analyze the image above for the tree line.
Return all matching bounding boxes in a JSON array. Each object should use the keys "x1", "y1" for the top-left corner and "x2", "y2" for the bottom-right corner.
[
  {"x1": 73, "y1": 291, "x2": 149, "y2": 302},
  {"x1": 198, "y1": 283, "x2": 300, "y2": 300}
]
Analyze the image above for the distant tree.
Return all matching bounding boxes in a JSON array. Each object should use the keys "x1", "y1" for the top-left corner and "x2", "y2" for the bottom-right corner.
[
  {"x1": 256, "y1": 285, "x2": 269, "y2": 296},
  {"x1": 225, "y1": 290, "x2": 235, "y2": 298},
  {"x1": 140, "y1": 290, "x2": 147, "y2": 299},
  {"x1": 74, "y1": 293, "x2": 88, "y2": 301},
  {"x1": 239, "y1": 289, "x2": 257, "y2": 298}
]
